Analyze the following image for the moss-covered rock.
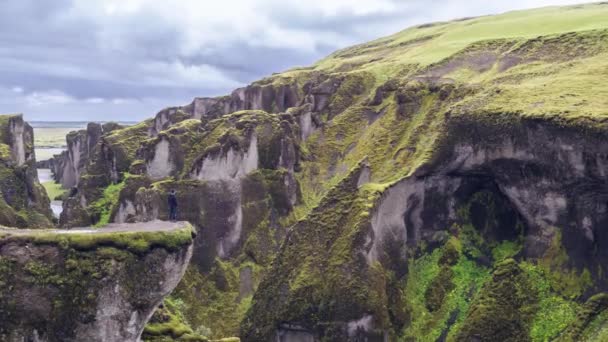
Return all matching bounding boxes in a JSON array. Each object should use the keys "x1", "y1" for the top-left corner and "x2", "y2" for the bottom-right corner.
[
  {"x1": 0, "y1": 221, "x2": 194, "y2": 342},
  {"x1": 241, "y1": 163, "x2": 388, "y2": 341},
  {"x1": 454, "y1": 259, "x2": 538, "y2": 341},
  {"x1": 0, "y1": 114, "x2": 53, "y2": 228},
  {"x1": 556, "y1": 293, "x2": 608, "y2": 342}
]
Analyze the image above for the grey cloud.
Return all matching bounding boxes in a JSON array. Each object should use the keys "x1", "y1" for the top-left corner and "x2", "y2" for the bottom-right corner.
[{"x1": 0, "y1": 0, "x2": 591, "y2": 121}]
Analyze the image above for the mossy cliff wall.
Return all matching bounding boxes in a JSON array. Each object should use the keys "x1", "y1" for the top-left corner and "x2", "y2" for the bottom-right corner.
[
  {"x1": 243, "y1": 115, "x2": 608, "y2": 340},
  {"x1": 51, "y1": 122, "x2": 123, "y2": 189},
  {"x1": 52, "y1": 3, "x2": 608, "y2": 341},
  {"x1": 0, "y1": 114, "x2": 53, "y2": 228},
  {"x1": 0, "y1": 221, "x2": 194, "y2": 342}
]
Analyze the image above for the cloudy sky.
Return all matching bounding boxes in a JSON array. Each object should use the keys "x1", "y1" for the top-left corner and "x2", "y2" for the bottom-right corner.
[{"x1": 0, "y1": 0, "x2": 593, "y2": 122}]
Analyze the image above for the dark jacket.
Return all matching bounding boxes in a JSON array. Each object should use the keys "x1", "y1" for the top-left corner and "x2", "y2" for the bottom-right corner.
[{"x1": 168, "y1": 193, "x2": 177, "y2": 207}]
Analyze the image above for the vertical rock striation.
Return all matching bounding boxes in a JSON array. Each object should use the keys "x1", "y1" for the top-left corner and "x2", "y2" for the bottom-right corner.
[{"x1": 0, "y1": 114, "x2": 53, "y2": 228}]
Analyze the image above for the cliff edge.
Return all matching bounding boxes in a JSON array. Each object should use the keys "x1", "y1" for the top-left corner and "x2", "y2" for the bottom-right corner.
[{"x1": 0, "y1": 220, "x2": 194, "y2": 342}]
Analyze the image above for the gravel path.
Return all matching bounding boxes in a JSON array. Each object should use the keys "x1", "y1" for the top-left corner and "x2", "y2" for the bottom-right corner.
[{"x1": 0, "y1": 220, "x2": 189, "y2": 235}]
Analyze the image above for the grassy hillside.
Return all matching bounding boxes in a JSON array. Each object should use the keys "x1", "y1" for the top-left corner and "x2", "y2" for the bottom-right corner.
[
  {"x1": 278, "y1": 3, "x2": 608, "y2": 124},
  {"x1": 315, "y1": 3, "x2": 608, "y2": 72}
]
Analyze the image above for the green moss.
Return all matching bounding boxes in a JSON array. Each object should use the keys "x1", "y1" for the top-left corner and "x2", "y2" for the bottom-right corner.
[
  {"x1": 172, "y1": 260, "x2": 258, "y2": 339},
  {"x1": 424, "y1": 267, "x2": 455, "y2": 313},
  {"x1": 523, "y1": 262, "x2": 581, "y2": 341},
  {"x1": 538, "y1": 231, "x2": 593, "y2": 299},
  {"x1": 18, "y1": 5, "x2": 608, "y2": 340},
  {"x1": 576, "y1": 303, "x2": 608, "y2": 341},
  {"x1": 1, "y1": 246, "x2": 134, "y2": 338},
  {"x1": 554, "y1": 293, "x2": 608, "y2": 342},
  {"x1": 42, "y1": 181, "x2": 66, "y2": 200},
  {"x1": 143, "y1": 297, "x2": 208, "y2": 341},
  {"x1": 242, "y1": 163, "x2": 386, "y2": 340},
  {"x1": 2, "y1": 224, "x2": 194, "y2": 254},
  {"x1": 453, "y1": 259, "x2": 538, "y2": 342},
  {"x1": 89, "y1": 177, "x2": 128, "y2": 227},
  {"x1": 0, "y1": 143, "x2": 11, "y2": 160},
  {"x1": 492, "y1": 240, "x2": 522, "y2": 263},
  {"x1": 104, "y1": 119, "x2": 153, "y2": 171},
  {"x1": 402, "y1": 238, "x2": 490, "y2": 342},
  {"x1": 327, "y1": 72, "x2": 375, "y2": 118}
]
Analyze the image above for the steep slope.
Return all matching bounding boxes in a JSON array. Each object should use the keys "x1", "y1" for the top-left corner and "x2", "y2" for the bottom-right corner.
[
  {"x1": 55, "y1": 3, "x2": 608, "y2": 341},
  {"x1": 0, "y1": 114, "x2": 53, "y2": 227}
]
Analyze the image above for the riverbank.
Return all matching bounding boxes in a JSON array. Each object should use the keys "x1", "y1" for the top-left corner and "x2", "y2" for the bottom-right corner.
[{"x1": 38, "y1": 168, "x2": 63, "y2": 217}]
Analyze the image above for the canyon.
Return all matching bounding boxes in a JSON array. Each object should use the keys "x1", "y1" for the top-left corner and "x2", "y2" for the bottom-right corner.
[{"x1": 2, "y1": 3, "x2": 608, "y2": 341}]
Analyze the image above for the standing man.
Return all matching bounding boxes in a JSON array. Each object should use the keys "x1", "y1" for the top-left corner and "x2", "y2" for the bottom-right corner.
[{"x1": 168, "y1": 189, "x2": 178, "y2": 221}]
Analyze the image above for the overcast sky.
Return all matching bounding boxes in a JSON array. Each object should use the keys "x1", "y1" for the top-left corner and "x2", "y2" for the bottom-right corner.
[{"x1": 0, "y1": 0, "x2": 593, "y2": 122}]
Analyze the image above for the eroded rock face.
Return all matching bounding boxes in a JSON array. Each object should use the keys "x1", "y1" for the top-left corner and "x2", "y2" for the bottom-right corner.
[
  {"x1": 243, "y1": 116, "x2": 608, "y2": 341},
  {"x1": 8, "y1": 116, "x2": 29, "y2": 166},
  {"x1": 276, "y1": 325, "x2": 316, "y2": 342},
  {"x1": 0, "y1": 114, "x2": 53, "y2": 228},
  {"x1": 191, "y1": 135, "x2": 259, "y2": 182},
  {"x1": 148, "y1": 81, "x2": 301, "y2": 137},
  {"x1": 368, "y1": 117, "x2": 608, "y2": 284},
  {"x1": 147, "y1": 138, "x2": 174, "y2": 180},
  {"x1": 114, "y1": 113, "x2": 300, "y2": 274},
  {"x1": 0, "y1": 222, "x2": 194, "y2": 342},
  {"x1": 51, "y1": 123, "x2": 120, "y2": 188}
]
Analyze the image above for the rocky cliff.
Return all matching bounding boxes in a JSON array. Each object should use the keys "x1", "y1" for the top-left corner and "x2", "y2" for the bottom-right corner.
[
  {"x1": 51, "y1": 122, "x2": 123, "y2": 189},
  {"x1": 55, "y1": 3, "x2": 608, "y2": 341},
  {"x1": 0, "y1": 114, "x2": 53, "y2": 227},
  {"x1": 0, "y1": 221, "x2": 194, "y2": 342}
]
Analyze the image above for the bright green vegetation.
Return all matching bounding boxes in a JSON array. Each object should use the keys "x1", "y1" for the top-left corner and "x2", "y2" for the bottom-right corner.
[
  {"x1": 143, "y1": 297, "x2": 208, "y2": 341},
  {"x1": 0, "y1": 143, "x2": 11, "y2": 160},
  {"x1": 42, "y1": 181, "x2": 65, "y2": 200},
  {"x1": 402, "y1": 238, "x2": 490, "y2": 341},
  {"x1": 243, "y1": 165, "x2": 608, "y2": 341},
  {"x1": 1, "y1": 223, "x2": 194, "y2": 254},
  {"x1": 242, "y1": 164, "x2": 389, "y2": 340},
  {"x1": 315, "y1": 3, "x2": 608, "y2": 72},
  {"x1": 171, "y1": 262, "x2": 256, "y2": 339},
  {"x1": 398, "y1": 221, "x2": 598, "y2": 341},
  {"x1": 90, "y1": 178, "x2": 127, "y2": 227},
  {"x1": 104, "y1": 119, "x2": 153, "y2": 171}
]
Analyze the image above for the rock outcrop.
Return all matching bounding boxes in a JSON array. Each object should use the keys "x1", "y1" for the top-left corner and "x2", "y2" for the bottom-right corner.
[
  {"x1": 130, "y1": 111, "x2": 299, "y2": 267},
  {"x1": 0, "y1": 114, "x2": 53, "y2": 228},
  {"x1": 148, "y1": 81, "x2": 300, "y2": 137},
  {"x1": 51, "y1": 122, "x2": 123, "y2": 189},
  {"x1": 0, "y1": 221, "x2": 194, "y2": 342}
]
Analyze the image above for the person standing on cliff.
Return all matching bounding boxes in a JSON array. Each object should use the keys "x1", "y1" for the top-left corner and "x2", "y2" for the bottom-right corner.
[{"x1": 168, "y1": 189, "x2": 178, "y2": 221}]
